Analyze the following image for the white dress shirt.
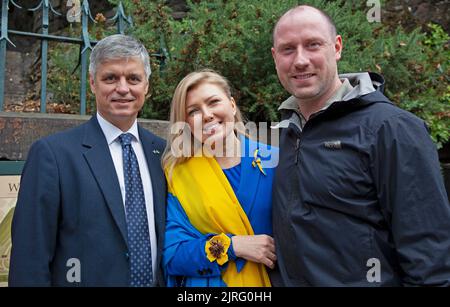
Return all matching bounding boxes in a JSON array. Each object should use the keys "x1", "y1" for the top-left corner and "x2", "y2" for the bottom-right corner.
[{"x1": 97, "y1": 113, "x2": 157, "y2": 278}]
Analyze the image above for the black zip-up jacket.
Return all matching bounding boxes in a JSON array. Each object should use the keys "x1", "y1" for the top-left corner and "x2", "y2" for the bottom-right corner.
[{"x1": 271, "y1": 72, "x2": 450, "y2": 286}]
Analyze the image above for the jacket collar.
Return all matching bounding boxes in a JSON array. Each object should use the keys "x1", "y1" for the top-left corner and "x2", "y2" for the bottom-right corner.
[{"x1": 277, "y1": 72, "x2": 389, "y2": 123}]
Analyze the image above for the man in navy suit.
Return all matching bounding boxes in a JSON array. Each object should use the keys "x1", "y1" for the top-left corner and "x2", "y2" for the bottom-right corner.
[{"x1": 9, "y1": 34, "x2": 166, "y2": 286}]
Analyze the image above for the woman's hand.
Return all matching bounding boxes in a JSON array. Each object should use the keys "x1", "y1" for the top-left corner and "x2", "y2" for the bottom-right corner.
[{"x1": 231, "y1": 235, "x2": 277, "y2": 269}]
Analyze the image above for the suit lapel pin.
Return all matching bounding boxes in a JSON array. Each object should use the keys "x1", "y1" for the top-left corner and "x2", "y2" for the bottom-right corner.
[{"x1": 153, "y1": 149, "x2": 160, "y2": 155}]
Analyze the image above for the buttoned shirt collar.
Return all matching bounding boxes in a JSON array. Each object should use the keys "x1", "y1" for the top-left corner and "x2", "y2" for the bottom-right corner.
[{"x1": 96, "y1": 112, "x2": 140, "y2": 145}]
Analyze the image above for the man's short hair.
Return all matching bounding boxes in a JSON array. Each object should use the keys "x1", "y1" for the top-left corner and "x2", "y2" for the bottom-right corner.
[{"x1": 89, "y1": 34, "x2": 151, "y2": 79}]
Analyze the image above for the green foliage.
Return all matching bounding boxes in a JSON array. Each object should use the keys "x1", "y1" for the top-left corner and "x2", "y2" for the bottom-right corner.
[
  {"x1": 47, "y1": 0, "x2": 449, "y2": 148},
  {"x1": 424, "y1": 23, "x2": 450, "y2": 48},
  {"x1": 394, "y1": 23, "x2": 450, "y2": 148}
]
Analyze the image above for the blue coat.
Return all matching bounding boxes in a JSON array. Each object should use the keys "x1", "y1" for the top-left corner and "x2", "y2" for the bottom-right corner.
[{"x1": 9, "y1": 116, "x2": 167, "y2": 286}]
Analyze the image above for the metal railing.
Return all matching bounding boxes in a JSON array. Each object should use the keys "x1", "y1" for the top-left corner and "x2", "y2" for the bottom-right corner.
[{"x1": 0, "y1": 0, "x2": 166, "y2": 115}]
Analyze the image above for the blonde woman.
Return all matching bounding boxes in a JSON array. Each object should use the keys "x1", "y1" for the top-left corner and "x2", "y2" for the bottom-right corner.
[{"x1": 162, "y1": 69, "x2": 277, "y2": 287}]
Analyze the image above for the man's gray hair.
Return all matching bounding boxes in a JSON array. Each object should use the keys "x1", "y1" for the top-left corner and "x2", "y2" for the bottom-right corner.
[{"x1": 89, "y1": 34, "x2": 151, "y2": 79}]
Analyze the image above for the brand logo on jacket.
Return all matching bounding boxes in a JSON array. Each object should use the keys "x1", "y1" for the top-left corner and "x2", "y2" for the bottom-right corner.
[{"x1": 324, "y1": 140, "x2": 342, "y2": 149}]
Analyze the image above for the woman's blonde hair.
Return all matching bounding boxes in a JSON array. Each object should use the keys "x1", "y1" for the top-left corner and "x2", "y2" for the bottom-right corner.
[{"x1": 162, "y1": 69, "x2": 246, "y2": 178}]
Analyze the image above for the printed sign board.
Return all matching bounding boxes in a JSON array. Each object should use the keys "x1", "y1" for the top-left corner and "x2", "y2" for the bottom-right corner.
[{"x1": 0, "y1": 175, "x2": 20, "y2": 287}]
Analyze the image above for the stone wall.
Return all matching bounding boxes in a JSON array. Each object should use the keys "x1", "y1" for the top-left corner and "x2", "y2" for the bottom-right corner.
[
  {"x1": 0, "y1": 112, "x2": 169, "y2": 161},
  {"x1": 383, "y1": 0, "x2": 449, "y2": 32}
]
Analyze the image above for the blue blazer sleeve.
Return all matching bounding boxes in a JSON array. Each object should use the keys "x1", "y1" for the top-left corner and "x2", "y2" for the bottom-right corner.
[
  {"x1": 9, "y1": 139, "x2": 61, "y2": 286},
  {"x1": 163, "y1": 193, "x2": 222, "y2": 280}
]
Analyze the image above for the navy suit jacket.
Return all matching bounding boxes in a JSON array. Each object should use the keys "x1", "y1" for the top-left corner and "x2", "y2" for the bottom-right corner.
[{"x1": 9, "y1": 116, "x2": 167, "y2": 286}]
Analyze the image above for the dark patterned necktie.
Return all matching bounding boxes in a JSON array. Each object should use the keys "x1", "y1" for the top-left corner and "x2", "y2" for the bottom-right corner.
[{"x1": 119, "y1": 133, "x2": 153, "y2": 287}]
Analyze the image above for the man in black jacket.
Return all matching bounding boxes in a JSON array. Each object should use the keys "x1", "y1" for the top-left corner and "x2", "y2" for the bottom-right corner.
[{"x1": 270, "y1": 5, "x2": 450, "y2": 286}]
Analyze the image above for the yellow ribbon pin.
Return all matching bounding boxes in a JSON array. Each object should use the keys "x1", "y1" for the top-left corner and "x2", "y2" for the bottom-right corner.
[{"x1": 252, "y1": 149, "x2": 266, "y2": 176}]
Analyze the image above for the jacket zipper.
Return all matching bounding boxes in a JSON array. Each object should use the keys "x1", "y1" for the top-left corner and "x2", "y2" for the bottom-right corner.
[{"x1": 295, "y1": 138, "x2": 300, "y2": 165}]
